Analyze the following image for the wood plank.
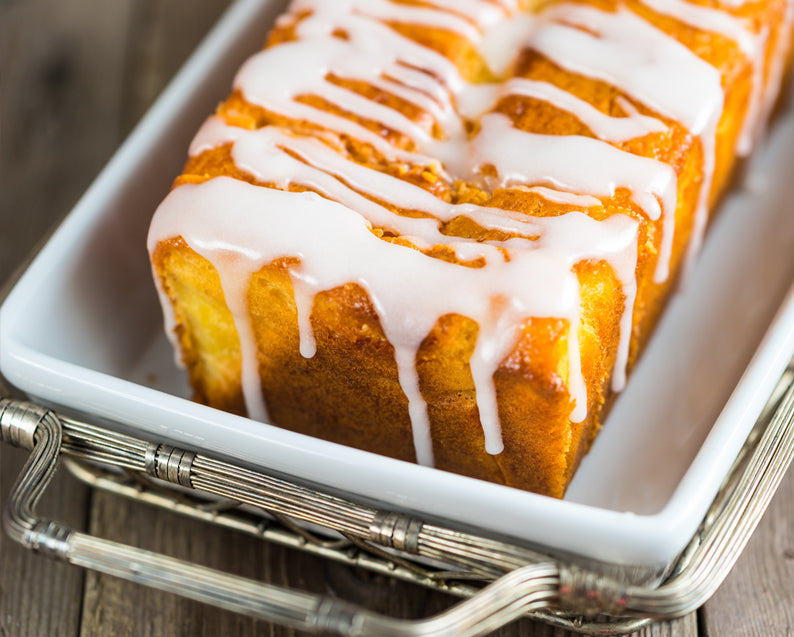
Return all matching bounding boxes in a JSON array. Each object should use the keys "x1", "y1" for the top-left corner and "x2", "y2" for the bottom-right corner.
[
  {"x1": 700, "y1": 465, "x2": 794, "y2": 636},
  {"x1": 0, "y1": 0, "x2": 134, "y2": 276},
  {"x1": 115, "y1": 0, "x2": 234, "y2": 137},
  {"x1": 0, "y1": 0, "x2": 134, "y2": 634}
]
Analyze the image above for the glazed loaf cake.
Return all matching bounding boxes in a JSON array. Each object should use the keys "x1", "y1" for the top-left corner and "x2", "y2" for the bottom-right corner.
[{"x1": 149, "y1": 0, "x2": 793, "y2": 497}]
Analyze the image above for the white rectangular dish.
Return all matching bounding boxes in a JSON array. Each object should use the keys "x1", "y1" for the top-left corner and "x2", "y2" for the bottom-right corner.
[{"x1": 2, "y1": 0, "x2": 794, "y2": 574}]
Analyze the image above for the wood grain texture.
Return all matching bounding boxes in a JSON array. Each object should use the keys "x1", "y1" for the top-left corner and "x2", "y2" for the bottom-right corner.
[
  {"x1": 1, "y1": 0, "x2": 793, "y2": 635},
  {"x1": 0, "y1": 0, "x2": 134, "y2": 278},
  {"x1": 701, "y1": 466, "x2": 794, "y2": 637}
]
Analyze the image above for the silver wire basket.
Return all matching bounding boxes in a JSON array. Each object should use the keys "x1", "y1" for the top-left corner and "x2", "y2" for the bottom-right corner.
[{"x1": 2, "y1": 355, "x2": 793, "y2": 636}]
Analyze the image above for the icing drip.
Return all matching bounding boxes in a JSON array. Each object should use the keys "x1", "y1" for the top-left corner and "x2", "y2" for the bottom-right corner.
[
  {"x1": 211, "y1": 253, "x2": 271, "y2": 422},
  {"x1": 289, "y1": 275, "x2": 319, "y2": 359},
  {"x1": 150, "y1": 0, "x2": 779, "y2": 467},
  {"x1": 423, "y1": 0, "x2": 512, "y2": 27}
]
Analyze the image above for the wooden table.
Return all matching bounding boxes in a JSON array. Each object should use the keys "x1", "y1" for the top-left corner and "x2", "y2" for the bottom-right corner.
[{"x1": 2, "y1": 1, "x2": 793, "y2": 634}]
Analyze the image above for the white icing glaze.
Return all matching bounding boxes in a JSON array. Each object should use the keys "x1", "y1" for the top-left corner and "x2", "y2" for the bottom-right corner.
[
  {"x1": 471, "y1": 113, "x2": 676, "y2": 282},
  {"x1": 479, "y1": 12, "x2": 535, "y2": 75},
  {"x1": 235, "y1": 5, "x2": 465, "y2": 167},
  {"x1": 150, "y1": 0, "x2": 782, "y2": 468},
  {"x1": 191, "y1": 117, "x2": 525, "y2": 250},
  {"x1": 713, "y1": 0, "x2": 754, "y2": 7},
  {"x1": 455, "y1": 83, "x2": 501, "y2": 120},
  {"x1": 339, "y1": 0, "x2": 485, "y2": 42},
  {"x1": 212, "y1": 252, "x2": 271, "y2": 422},
  {"x1": 637, "y1": 0, "x2": 764, "y2": 155},
  {"x1": 234, "y1": 0, "x2": 722, "y2": 285},
  {"x1": 423, "y1": 0, "x2": 512, "y2": 27}
]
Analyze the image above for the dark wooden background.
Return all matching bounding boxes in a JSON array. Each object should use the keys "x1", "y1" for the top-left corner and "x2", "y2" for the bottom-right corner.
[{"x1": 1, "y1": 1, "x2": 794, "y2": 635}]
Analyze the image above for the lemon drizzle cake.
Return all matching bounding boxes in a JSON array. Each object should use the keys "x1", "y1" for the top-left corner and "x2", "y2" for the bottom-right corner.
[{"x1": 149, "y1": 0, "x2": 793, "y2": 496}]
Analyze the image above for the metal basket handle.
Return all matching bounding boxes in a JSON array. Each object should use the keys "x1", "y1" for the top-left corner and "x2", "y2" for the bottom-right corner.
[{"x1": 1, "y1": 400, "x2": 563, "y2": 636}]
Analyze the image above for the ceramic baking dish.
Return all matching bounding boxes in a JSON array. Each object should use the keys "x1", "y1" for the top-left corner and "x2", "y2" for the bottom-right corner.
[{"x1": 3, "y1": 0, "x2": 794, "y2": 576}]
